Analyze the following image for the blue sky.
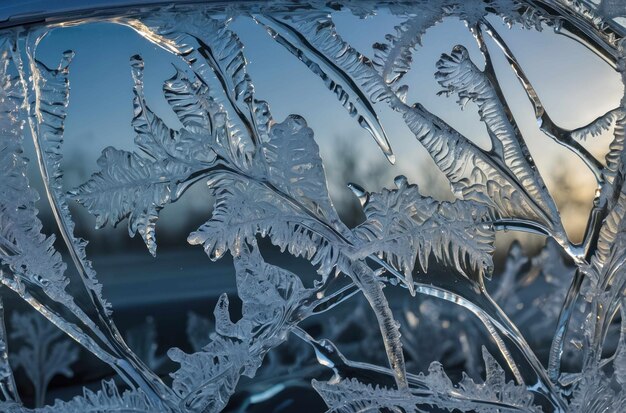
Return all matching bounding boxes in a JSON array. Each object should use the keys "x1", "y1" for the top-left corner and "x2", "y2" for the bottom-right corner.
[{"x1": 31, "y1": 8, "x2": 622, "y2": 242}]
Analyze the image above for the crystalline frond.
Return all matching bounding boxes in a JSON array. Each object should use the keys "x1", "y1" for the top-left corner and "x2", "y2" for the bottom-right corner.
[
  {"x1": 402, "y1": 103, "x2": 556, "y2": 231},
  {"x1": 352, "y1": 175, "x2": 496, "y2": 286},
  {"x1": 30, "y1": 51, "x2": 112, "y2": 315},
  {"x1": 168, "y1": 245, "x2": 310, "y2": 412},
  {"x1": 0, "y1": 37, "x2": 68, "y2": 299},
  {"x1": 312, "y1": 378, "x2": 420, "y2": 413},
  {"x1": 188, "y1": 170, "x2": 344, "y2": 272},
  {"x1": 589, "y1": 45, "x2": 626, "y2": 216},
  {"x1": 131, "y1": 54, "x2": 182, "y2": 163},
  {"x1": 570, "y1": 107, "x2": 624, "y2": 141},
  {"x1": 162, "y1": 66, "x2": 212, "y2": 134},
  {"x1": 591, "y1": 187, "x2": 626, "y2": 278},
  {"x1": 10, "y1": 312, "x2": 79, "y2": 407},
  {"x1": 38, "y1": 380, "x2": 168, "y2": 412},
  {"x1": 69, "y1": 146, "x2": 192, "y2": 256},
  {"x1": 372, "y1": 6, "x2": 445, "y2": 85},
  {"x1": 313, "y1": 346, "x2": 541, "y2": 413},
  {"x1": 132, "y1": 55, "x2": 219, "y2": 167},
  {"x1": 440, "y1": 347, "x2": 539, "y2": 412},
  {"x1": 592, "y1": 43, "x2": 626, "y2": 277},
  {"x1": 128, "y1": 12, "x2": 257, "y2": 165},
  {"x1": 260, "y1": 114, "x2": 343, "y2": 228},
  {"x1": 69, "y1": 55, "x2": 219, "y2": 256},
  {"x1": 568, "y1": 366, "x2": 626, "y2": 413},
  {"x1": 435, "y1": 44, "x2": 562, "y2": 234},
  {"x1": 188, "y1": 114, "x2": 348, "y2": 276},
  {"x1": 601, "y1": 109, "x2": 626, "y2": 203},
  {"x1": 252, "y1": 11, "x2": 395, "y2": 162},
  {"x1": 70, "y1": 25, "x2": 263, "y2": 255}
]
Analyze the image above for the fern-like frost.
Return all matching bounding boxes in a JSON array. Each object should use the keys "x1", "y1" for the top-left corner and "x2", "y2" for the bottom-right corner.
[
  {"x1": 353, "y1": 175, "x2": 496, "y2": 283},
  {"x1": 168, "y1": 246, "x2": 310, "y2": 412},
  {"x1": 0, "y1": 40, "x2": 68, "y2": 299},
  {"x1": 313, "y1": 347, "x2": 540, "y2": 413}
]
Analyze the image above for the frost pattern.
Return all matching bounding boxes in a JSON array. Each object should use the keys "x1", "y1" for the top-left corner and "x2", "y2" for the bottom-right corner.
[
  {"x1": 17, "y1": 381, "x2": 167, "y2": 413},
  {"x1": 372, "y1": 8, "x2": 444, "y2": 86},
  {"x1": 352, "y1": 176, "x2": 496, "y2": 283},
  {"x1": 70, "y1": 56, "x2": 206, "y2": 256},
  {"x1": 0, "y1": 38, "x2": 68, "y2": 306},
  {"x1": 168, "y1": 245, "x2": 310, "y2": 412},
  {"x1": 9, "y1": 312, "x2": 79, "y2": 408},
  {"x1": 0, "y1": 1, "x2": 624, "y2": 412},
  {"x1": 0, "y1": 297, "x2": 18, "y2": 404},
  {"x1": 313, "y1": 347, "x2": 540, "y2": 413}
]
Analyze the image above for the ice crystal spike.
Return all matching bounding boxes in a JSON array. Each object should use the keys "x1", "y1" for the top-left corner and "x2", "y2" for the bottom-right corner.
[
  {"x1": 372, "y1": 9, "x2": 444, "y2": 85},
  {"x1": 435, "y1": 44, "x2": 561, "y2": 232},
  {"x1": 347, "y1": 182, "x2": 368, "y2": 207},
  {"x1": 253, "y1": 13, "x2": 396, "y2": 163},
  {"x1": 28, "y1": 49, "x2": 113, "y2": 315}
]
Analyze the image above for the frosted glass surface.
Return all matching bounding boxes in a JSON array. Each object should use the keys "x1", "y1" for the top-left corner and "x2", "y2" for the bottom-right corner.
[{"x1": 0, "y1": 1, "x2": 625, "y2": 411}]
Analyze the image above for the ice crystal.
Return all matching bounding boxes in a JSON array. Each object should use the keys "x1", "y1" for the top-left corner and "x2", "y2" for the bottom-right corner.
[
  {"x1": 168, "y1": 245, "x2": 310, "y2": 412},
  {"x1": 0, "y1": 40, "x2": 68, "y2": 304},
  {"x1": 9, "y1": 312, "x2": 78, "y2": 407},
  {"x1": 0, "y1": 1, "x2": 625, "y2": 412},
  {"x1": 70, "y1": 56, "x2": 211, "y2": 256},
  {"x1": 36, "y1": 381, "x2": 166, "y2": 413},
  {"x1": 352, "y1": 175, "x2": 496, "y2": 283},
  {"x1": 372, "y1": 7, "x2": 444, "y2": 86},
  {"x1": 312, "y1": 347, "x2": 540, "y2": 413}
]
